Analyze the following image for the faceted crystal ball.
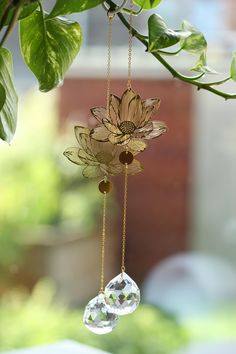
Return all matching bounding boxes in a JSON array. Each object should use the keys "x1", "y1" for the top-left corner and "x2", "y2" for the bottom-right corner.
[
  {"x1": 104, "y1": 272, "x2": 140, "y2": 315},
  {"x1": 83, "y1": 293, "x2": 118, "y2": 335}
]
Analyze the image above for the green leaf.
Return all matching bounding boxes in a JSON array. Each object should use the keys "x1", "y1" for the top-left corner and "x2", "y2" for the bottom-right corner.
[
  {"x1": 192, "y1": 52, "x2": 217, "y2": 74},
  {"x1": 0, "y1": 48, "x2": 18, "y2": 143},
  {"x1": 134, "y1": 0, "x2": 162, "y2": 10},
  {"x1": 0, "y1": 2, "x2": 38, "y2": 27},
  {"x1": 0, "y1": 83, "x2": 6, "y2": 111},
  {"x1": 230, "y1": 52, "x2": 236, "y2": 81},
  {"x1": 180, "y1": 20, "x2": 207, "y2": 54},
  {"x1": 49, "y1": 0, "x2": 104, "y2": 18},
  {"x1": 20, "y1": 10, "x2": 82, "y2": 92},
  {"x1": 148, "y1": 14, "x2": 188, "y2": 52}
]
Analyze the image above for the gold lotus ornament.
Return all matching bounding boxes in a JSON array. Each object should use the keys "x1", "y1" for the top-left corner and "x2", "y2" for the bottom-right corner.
[
  {"x1": 90, "y1": 88, "x2": 167, "y2": 152},
  {"x1": 63, "y1": 126, "x2": 143, "y2": 178}
]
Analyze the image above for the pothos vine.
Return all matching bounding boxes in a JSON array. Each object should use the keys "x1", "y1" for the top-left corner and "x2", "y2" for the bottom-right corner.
[{"x1": 0, "y1": 0, "x2": 236, "y2": 144}]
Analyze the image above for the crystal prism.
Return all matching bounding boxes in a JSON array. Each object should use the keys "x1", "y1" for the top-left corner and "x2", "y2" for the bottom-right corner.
[
  {"x1": 104, "y1": 272, "x2": 140, "y2": 315},
  {"x1": 83, "y1": 293, "x2": 118, "y2": 334}
]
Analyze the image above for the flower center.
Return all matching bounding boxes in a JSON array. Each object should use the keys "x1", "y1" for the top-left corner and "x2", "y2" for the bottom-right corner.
[
  {"x1": 96, "y1": 151, "x2": 113, "y2": 165},
  {"x1": 119, "y1": 121, "x2": 136, "y2": 134}
]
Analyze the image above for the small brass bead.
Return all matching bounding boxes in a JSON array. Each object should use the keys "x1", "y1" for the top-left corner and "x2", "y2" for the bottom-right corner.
[
  {"x1": 98, "y1": 180, "x2": 112, "y2": 194},
  {"x1": 119, "y1": 151, "x2": 134, "y2": 165}
]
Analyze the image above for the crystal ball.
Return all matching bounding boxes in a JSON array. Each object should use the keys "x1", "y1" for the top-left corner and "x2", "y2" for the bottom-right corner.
[
  {"x1": 83, "y1": 293, "x2": 118, "y2": 335},
  {"x1": 104, "y1": 272, "x2": 140, "y2": 315}
]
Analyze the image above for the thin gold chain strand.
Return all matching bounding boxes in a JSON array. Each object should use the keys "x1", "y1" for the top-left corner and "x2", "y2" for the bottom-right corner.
[
  {"x1": 127, "y1": 0, "x2": 134, "y2": 89},
  {"x1": 121, "y1": 164, "x2": 129, "y2": 273},
  {"x1": 106, "y1": 14, "x2": 114, "y2": 116},
  {"x1": 99, "y1": 12, "x2": 113, "y2": 292},
  {"x1": 100, "y1": 191, "x2": 107, "y2": 292}
]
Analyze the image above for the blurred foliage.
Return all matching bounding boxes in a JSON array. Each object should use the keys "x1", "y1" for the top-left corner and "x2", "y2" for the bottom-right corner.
[
  {"x1": 0, "y1": 91, "x2": 105, "y2": 270},
  {"x1": 0, "y1": 280, "x2": 188, "y2": 354},
  {"x1": 183, "y1": 306, "x2": 236, "y2": 342}
]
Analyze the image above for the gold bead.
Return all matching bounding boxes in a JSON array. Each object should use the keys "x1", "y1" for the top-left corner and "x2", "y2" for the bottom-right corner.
[
  {"x1": 119, "y1": 151, "x2": 134, "y2": 165},
  {"x1": 98, "y1": 180, "x2": 112, "y2": 194}
]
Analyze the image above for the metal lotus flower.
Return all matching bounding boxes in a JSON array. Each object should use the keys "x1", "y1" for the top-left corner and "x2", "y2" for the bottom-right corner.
[
  {"x1": 90, "y1": 88, "x2": 167, "y2": 151},
  {"x1": 63, "y1": 126, "x2": 143, "y2": 178}
]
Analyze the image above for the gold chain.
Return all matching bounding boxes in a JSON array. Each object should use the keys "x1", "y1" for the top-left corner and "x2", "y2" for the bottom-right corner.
[
  {"x1": 100, "y1": 190, "x2": 107, "y2": 292},
  {"x1": 99, "y1": 14, "x2": 114, "y2": 293},
  {"x1": 121, "y1": 163, "x2": 128, "y2": 273},
  {"x1": 106, "y1": 14, "x2": 114, "y2": 116},
  {"x1": 127, "y1": 0, "x2": 134, "y2": 89},
  {"x1": 98, "y1": 10, "x2": 115, "y2": 292}
]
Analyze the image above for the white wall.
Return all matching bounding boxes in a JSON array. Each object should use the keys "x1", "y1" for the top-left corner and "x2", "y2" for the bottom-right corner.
[{"x1": 191, "y1": 82, "x2": 236, "y2": 265}]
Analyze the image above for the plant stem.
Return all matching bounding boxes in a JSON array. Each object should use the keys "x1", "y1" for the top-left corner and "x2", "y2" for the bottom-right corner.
[
  {"x1": 121, "y1": 7, "x2": 142, "y2": 16},
  {"x1": 200, "y1": 77, "x2": 231, "y2": 87},
  {"x1": 157, "y1": 48, "x2": 183, "y2": 56},
  {"x1": 0, "y1": 1, "x2": 24, "y2": 47},
  {"x1": 111, "y1": 4, "x2": 236, "y2": 100}
]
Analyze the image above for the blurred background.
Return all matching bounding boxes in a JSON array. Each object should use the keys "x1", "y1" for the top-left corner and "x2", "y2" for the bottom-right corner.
[{"x1": 1, "y1": 0, "x2": 236, "y2": 353}]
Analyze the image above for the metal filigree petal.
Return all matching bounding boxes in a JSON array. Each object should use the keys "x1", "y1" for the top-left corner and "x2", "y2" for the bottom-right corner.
[
  {"x1": 127, "y1": 139, "x2": 147, "y2": 152},
  {"x1": 82, "y1": 165, "x2": 103, "y2": 178},
  {"x1": 74, "y1": 126, "x2": 90, "y2": 144},
  {"x1": 120, "y1": 88, "x2": 137, "y2": 122},
  {"x1": 145, "y1": 121, "x2": 167, "y2": 140},
  {"x1": 90, "y1": 125, "x2": 109, "y2": 142},
  {"x1": 139, "y1": 98, "x2": 161, "y2": 127},
  {"x1": 109, "y1": 95, "x2": 120, "y2": 124},
  {"x1": 135, "y1": 121, "x2": 153, "y2": 138},
  {"x1": 109, "y1": 133, "x2": 130, "y2": 145},
  {"x1": 143, "y1": 98, "x2": 161, "y2": 111},
  {"x1": 79, "y1": 133, "x2": 93, "y2": 155},
  {"x1": 132, "y1": 95, "x2": 143, "y2": 126},
  {"x1": 103, "y1": 119, "x2": 122, "y2": 134},
  {"x1": 107, "y1": 163, "x2": 123, "y2": 176},
  {"x1": 127, "y1": 159, "x2": 143, "y2": 175},
  {"x1": 91, "y1": 139, "x2": 115, "y2": 156},
  {"x1": 78, "y1": 149, "x2": 99, "y2": 165},
  {"x1": 63, "y1": 147, "x2": 84, "y2": 166},
  {"x1": 91, "y1": 107, "x2": 107, "y2": 123},
  {"x1": 128, "y1": 95, "x2": 142, "y2": 124}
]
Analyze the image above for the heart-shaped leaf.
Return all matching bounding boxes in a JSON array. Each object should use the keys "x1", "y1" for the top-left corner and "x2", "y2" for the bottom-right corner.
[
  {"x1": 20, "y1": 10, "x2": 82, "y2": 92},
  {"x1": 230, "y1": 52, "x2": 236, "y2": 81},
  {"x1": 0, "y1": 48, "x2": 18, "y2": 143},
  {"x1": 148, "y1": 14, "x2": 188, "y2": 52},
  {"x1": 192, "y1": 52, "x2": 217, "y2": 74},
  {"x1": 49, "y1": 0, "x2": 104, "y2": 18},
  {"x1": 180, "y1": 20, "x2": 207, "y2": 54},
  {"x1": 134, "y1": 0, "x2": 162, "y2": 10}
]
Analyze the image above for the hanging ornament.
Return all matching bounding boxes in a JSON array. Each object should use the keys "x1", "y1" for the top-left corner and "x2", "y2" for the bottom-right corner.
[
  {"x1": 101, "y1": 0, "x2": 165, "y2": 317},
  {"x1": 104, "y1": 150, "x2": 140, "y2": 315},
  {"x1": 83, "y1": 179, "x2": 118, "y2": 334},
  {"x1": 63, "y1": 0, "x2": 168, "y2": 334},
  {"x1": 83, "y1": 293, "x2": 118, "y2": 335},
  {"x1": 104, "y1": 151, "x2": 140, "y2": 315}
]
